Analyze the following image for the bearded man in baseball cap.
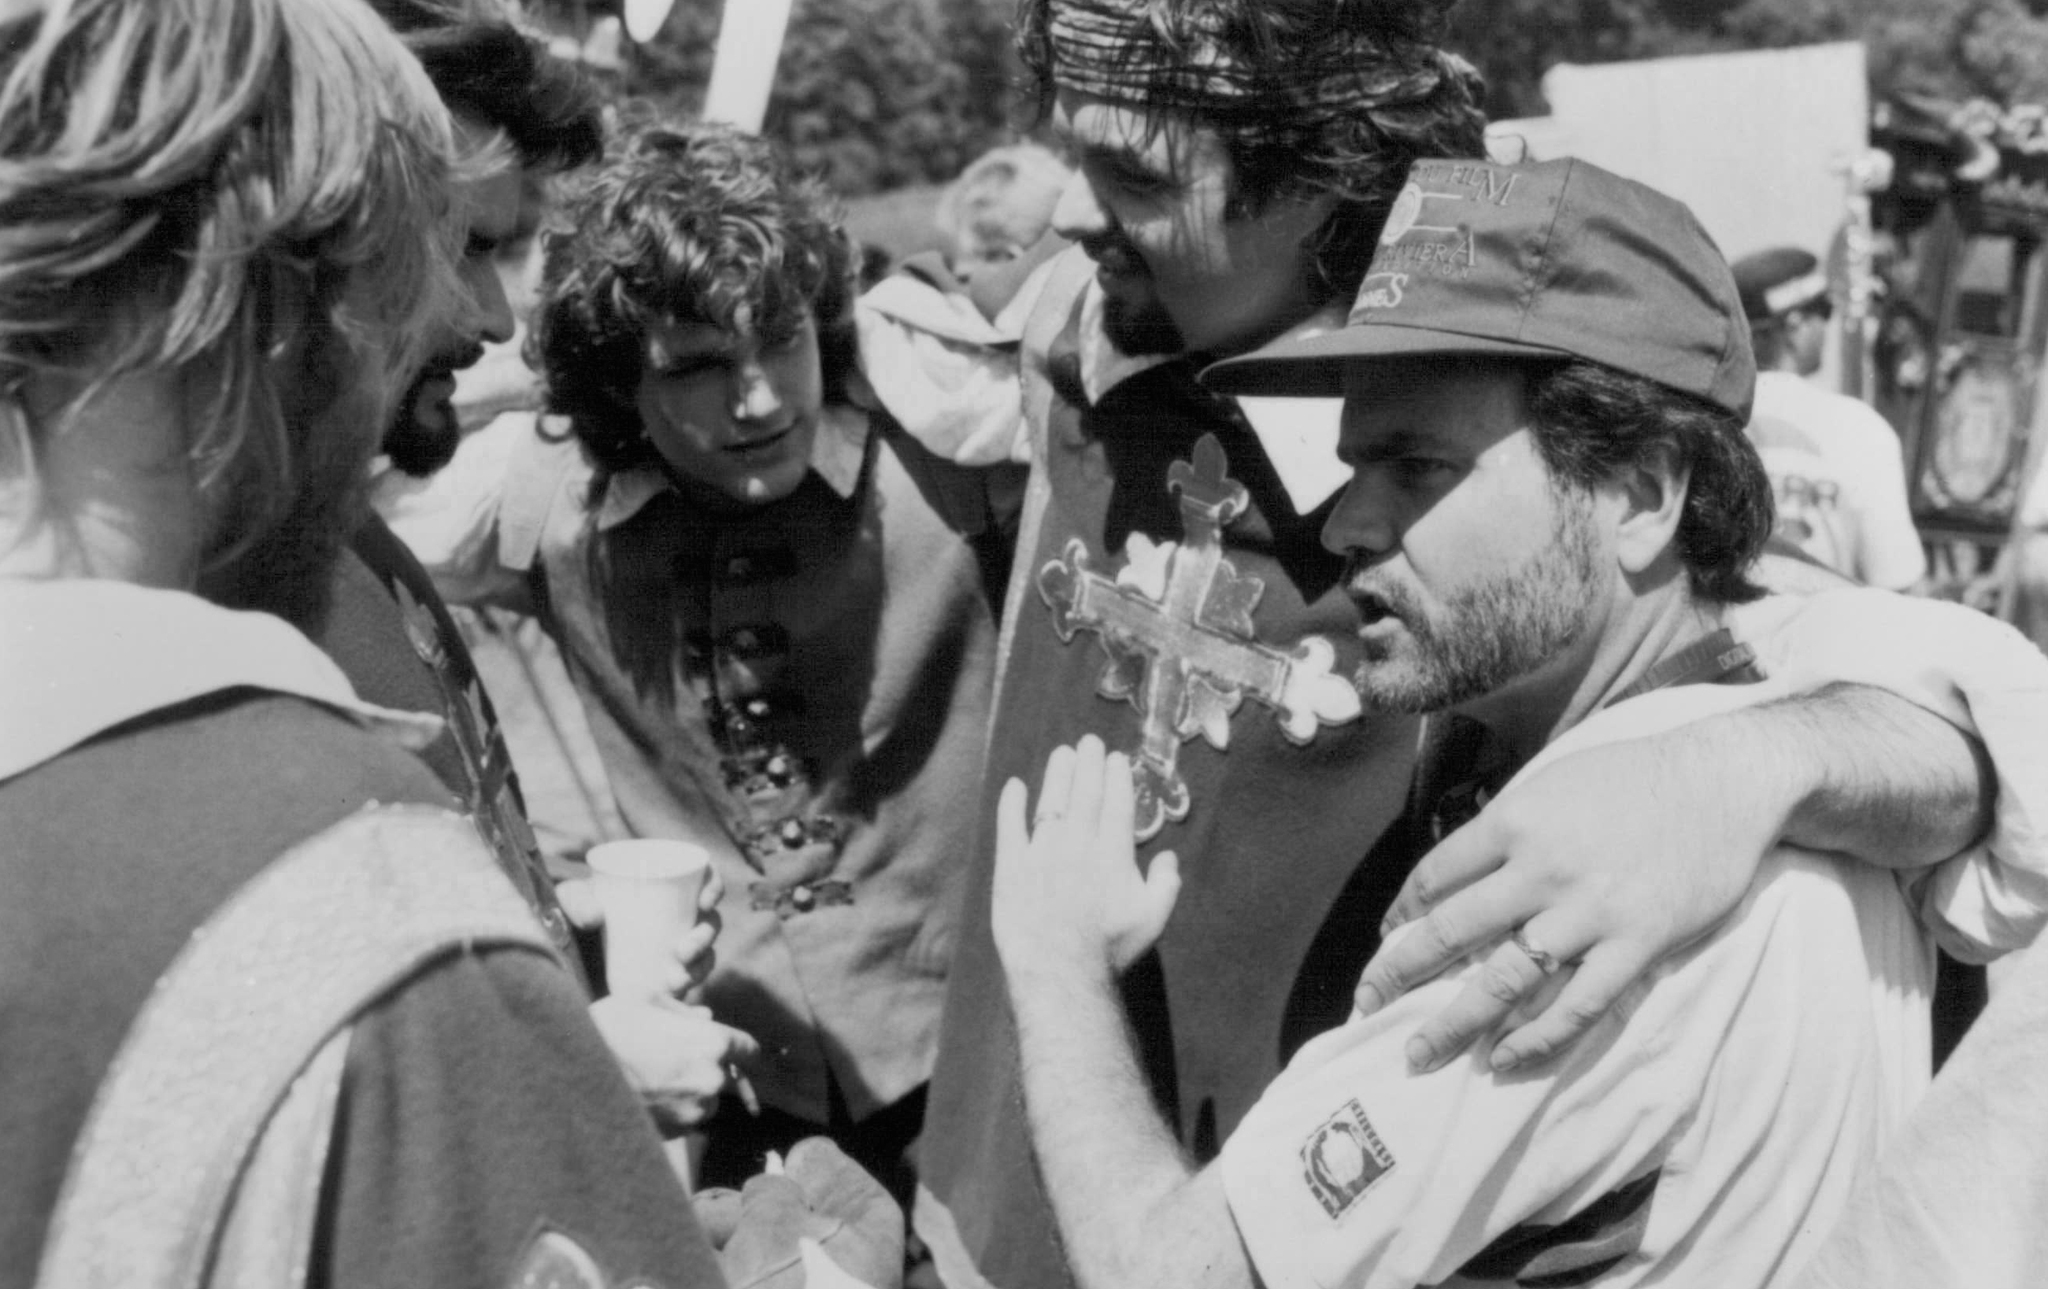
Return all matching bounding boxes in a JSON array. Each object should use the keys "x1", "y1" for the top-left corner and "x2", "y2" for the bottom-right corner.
[{"x1": 986, "y1": 157, "x2": 1957, "y2": 1289}]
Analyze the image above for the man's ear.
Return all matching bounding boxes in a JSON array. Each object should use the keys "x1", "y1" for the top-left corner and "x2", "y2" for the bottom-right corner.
[
  {"x1": 1613, "y1": 443, "x2": 1691, "y2": 577},
  {"x1": 1229, "y1": 184, "x2": 1339, "y2": 242},
  {"x1": 1286, "y1": 192, "x2": 1342, "y2": 248}
]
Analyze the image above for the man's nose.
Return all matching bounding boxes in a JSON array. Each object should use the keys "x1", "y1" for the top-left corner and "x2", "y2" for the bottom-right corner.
[
  {"x1": 1051, "y1": 170, "x2": 1109, "y2": 242},
  {"x1": 731, "y1": 359, "x2": 782, "y2": 421},
  {"x1": 1320, "y1": 472, "x2": 1399, "y2": 559},
  {"x1": 462, "y1": 260, "x2": 516, "y2": 347}
]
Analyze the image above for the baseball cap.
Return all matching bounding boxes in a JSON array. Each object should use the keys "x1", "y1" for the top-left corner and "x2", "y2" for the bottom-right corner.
[
  {"x1": 1731, "y1": 246, "x2": 1828, "y2": 321},
  {"x1": 1202, "y1": 156, "x2": 1756, "y2": 420}
]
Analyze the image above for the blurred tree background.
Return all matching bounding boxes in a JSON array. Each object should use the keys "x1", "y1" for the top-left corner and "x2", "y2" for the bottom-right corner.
[
  {"x1": 612, "y1": 0, "x2": 1019, "y2": 196},
  {"x1": 531, "y1": 0, "x2": 2048, "y2": 197},
  {"x1": 1452, "y1": 0, "x2": 2048, "y2": 119}
]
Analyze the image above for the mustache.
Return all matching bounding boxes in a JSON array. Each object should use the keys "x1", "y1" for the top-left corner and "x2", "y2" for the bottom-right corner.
[
  {"x1": 418, "y1": 340, "x2": 488, "y2": 384},
  {"x1": 1341, "y1": 554, "x2": 1403, "y2": 618}
]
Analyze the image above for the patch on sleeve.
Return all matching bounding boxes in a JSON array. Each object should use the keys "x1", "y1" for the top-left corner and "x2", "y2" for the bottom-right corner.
[
  {"x1": 1299, "y1": 1099, "x2": 1397, "y2": 1220},
  {"x1": 510, "y1": 1227, "x2": 669, "y2": 1289}
]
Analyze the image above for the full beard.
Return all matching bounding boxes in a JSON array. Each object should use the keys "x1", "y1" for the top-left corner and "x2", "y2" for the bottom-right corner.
[
  {"x1": 1085, "y1": 230, "x2": 1187, "y2": 357},
  {"x1": 1348, "y1": 501, "x2": 1602, "y2": 714},
  {"x1": 1101, "y1": 285, "x2": 1187, "y2": 357},
  {"x1": 380, "y1": 363, "x2": 462, "y2": 477}
]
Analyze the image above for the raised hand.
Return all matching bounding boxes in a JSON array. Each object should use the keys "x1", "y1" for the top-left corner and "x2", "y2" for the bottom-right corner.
[{"x1": 991, "y1": 734, "x2": 1183, "y2": 979}]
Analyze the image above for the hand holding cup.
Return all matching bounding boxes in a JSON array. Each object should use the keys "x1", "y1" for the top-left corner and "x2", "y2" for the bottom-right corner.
[{"x1": 571, "y1": 839, "x2": 718, "y2": 1001}]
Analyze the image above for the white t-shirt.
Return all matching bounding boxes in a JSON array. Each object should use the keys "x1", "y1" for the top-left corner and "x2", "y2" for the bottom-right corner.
[
  {"x1": 1218, "y1": 681, "x2": 1934, "y2": 1289},
  {"x1": 1795, "y1": 917, "x2": 2048, "y2": 1289},
  {"x1": 1747, "y1": 371, "x2": 1925, "y2": 591}
]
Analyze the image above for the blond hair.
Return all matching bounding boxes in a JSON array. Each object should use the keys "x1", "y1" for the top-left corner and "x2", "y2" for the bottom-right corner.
[{"x1": 0, "y1": 0, "x2": 464, "y2": 569}]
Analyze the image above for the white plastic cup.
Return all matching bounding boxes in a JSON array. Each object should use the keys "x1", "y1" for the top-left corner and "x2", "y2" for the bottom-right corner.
[{"x1": 586, "y1": 839, "x2": 711, "y2": 1002}]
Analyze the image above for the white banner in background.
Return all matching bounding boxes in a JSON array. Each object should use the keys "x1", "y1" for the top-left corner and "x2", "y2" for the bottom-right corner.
[
  {"x1": 623, "y1": 0, "x2": 676, "y2": 44},
  {"x1": 701, "y1": 0, "x2": 797, "y2": 135}
]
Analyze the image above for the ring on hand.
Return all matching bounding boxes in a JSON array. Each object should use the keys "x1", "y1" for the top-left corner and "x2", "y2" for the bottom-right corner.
[{"x1": 1510, "y1": 926, "x2": 1563, "y2": 976}]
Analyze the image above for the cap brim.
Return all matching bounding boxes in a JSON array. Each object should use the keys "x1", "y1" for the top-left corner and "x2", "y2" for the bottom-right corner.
[{"x1": 1200, "y1": 323, "x2": 1581, "y2": 398}]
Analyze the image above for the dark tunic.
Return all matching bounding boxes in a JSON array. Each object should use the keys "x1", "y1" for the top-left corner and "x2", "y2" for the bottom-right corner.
[
  {"x1": 918, "y1": 307, "x2": 1423, "y2": 1289},
  {"x1": 501, "y1": 410, "x2": 1009, "y2": 1127},
  {"x1": 0, "y1": 688, "x2": 726, "y2": 1289}
]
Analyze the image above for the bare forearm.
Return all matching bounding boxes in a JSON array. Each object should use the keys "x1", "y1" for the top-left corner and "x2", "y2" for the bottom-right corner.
[
  {"x1": 1007, "y1": 964, "x2": 1254, "y2": 1289},
  {"x1": 1718, "y1": 682, "x2": 1991, "y2": 867}
]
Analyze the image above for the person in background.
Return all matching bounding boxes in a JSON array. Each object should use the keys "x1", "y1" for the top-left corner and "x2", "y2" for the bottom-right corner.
[
  {"x1": 0, "y1": 1, "x2": 731, "y2": 1283},
  {"x1": 383, "y1": 116, "x2": 1014, "y2": 1216},
  {"x1": 934, "y1": 141, "x2": 1074, "y2": 320},
  {"x1": 1732, "y1": 245, "x2": 1926, "y2": 591},
  {"x1": 849, "y1": 143, "x2": 1076, "y2": 472}
]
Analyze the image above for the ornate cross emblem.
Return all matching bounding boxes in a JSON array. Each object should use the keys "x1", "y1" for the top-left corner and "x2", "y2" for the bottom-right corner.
[{"x1": 1038, "y1": 434, "x2": 1362, "y2": 839}]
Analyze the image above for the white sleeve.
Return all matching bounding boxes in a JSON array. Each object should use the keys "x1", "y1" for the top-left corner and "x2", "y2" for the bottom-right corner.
[
  {"x1": 853, "y1": 287, "x2": 1027, "y2": 467},
  {"x1": 1731, "y1": 587, "x2": 2048, "y2": 958},
  {"x1": 1843, "y1": 407, "x2": 1926, "y2": 591},
  {"x1": 371, "y1": 412, "x2": 534, "y2": 606},
  {"x1": 1797, "y1": 923, "x2": 2048, "y2": 1289},
  {"x1": 1217, "y1": 958, "x2": 1688, "y2": 1289}
]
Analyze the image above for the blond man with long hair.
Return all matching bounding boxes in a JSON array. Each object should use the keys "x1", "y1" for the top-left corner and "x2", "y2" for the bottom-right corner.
[{"x1": 0, "y1": 3, "x2": 731, "y2": 1285}]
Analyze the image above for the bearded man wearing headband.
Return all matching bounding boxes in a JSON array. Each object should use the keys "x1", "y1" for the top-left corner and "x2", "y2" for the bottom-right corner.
[{"x1": 914, "y1": 3, "x2": 2048, "y2": 1287}]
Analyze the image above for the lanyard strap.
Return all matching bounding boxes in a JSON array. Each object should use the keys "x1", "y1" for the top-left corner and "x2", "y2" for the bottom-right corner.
[{"x1": 1604, "y1": 627, "x2": 1759, "y2": 709}]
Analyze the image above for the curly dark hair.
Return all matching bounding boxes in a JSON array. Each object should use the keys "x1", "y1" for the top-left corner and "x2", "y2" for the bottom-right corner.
[
  {"x1": 530, "y1": 116, "x2": 861, "y2": 474},
  {"x1": 1015, "y1": 0, "x2": 1488, "y2": 303},
  {"x1": 1524, "y1": 361, "x2": 1774, "y2": 605},
  {"x1": 368, "y1": 0, "x2": 603, "y2": 173}
]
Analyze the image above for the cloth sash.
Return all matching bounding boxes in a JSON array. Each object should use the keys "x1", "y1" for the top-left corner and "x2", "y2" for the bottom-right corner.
[
  {"x1": 993, "y1": 248, "x2": 1097, "y2": 698},
  {"x1": 35, "y1": 805, "x2": 560, "y2": 1289}
]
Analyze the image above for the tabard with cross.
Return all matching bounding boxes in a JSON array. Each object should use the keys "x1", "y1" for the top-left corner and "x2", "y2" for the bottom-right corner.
[{"x1": 1037, "y1": 433, "x2": 1362, "y2": 839}]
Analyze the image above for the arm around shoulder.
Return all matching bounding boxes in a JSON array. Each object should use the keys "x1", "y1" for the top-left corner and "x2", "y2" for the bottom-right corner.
[{"x1": 1733, "y1": 587, "x2": 2048, "y2": 956}]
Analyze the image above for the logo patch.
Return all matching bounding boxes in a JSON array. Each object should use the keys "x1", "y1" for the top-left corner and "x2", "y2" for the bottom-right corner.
[
  {"x1": 510, "y1": 1226, "x2": 669, "y2": 1289},
  {"x1": 1300, "y1": 1100, "x2": 1396, "y2": 1220}
]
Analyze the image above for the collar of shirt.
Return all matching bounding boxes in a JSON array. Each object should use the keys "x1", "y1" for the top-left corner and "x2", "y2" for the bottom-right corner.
[
  {"x1": 0, "y1": 577, "x2": 441, "y2": 783},
  {"x1": 1076, "y1": 283, "x2": 1351, "y2": 515},
  {"x1": 594, "y1": 402, "x2": 871, "y2": 533}
]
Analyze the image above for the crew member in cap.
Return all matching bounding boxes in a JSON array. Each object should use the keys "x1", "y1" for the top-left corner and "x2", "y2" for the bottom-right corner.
[
  {"x1": 1732, "y1": 245, "x2": 1925, "y2": 590},
  {"x1": 987, "y1": 158, "x2": 1980, "y2": 1289}
]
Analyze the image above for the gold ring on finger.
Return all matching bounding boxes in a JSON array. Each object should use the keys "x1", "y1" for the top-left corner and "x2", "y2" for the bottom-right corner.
[{"x1": 1510, "y1": 926, "x2": 1563, "y2": 976}]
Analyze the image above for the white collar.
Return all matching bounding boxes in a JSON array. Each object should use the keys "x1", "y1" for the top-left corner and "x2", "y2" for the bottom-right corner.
[
  {"x1": 594, "y1": 403, "x2": 871, "y2": 532},
  {"x1": 0, "y1": 578, "x2": 440, "y2": 783},
  {"x1": 1074, "y1": 284, "x2": 1352, "y2": 514}
]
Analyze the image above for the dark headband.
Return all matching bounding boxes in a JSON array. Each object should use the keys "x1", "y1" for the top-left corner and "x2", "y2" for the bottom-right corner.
[{"x1": 1046, "y1": 0, "x2": 1466, "y2": 145}]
